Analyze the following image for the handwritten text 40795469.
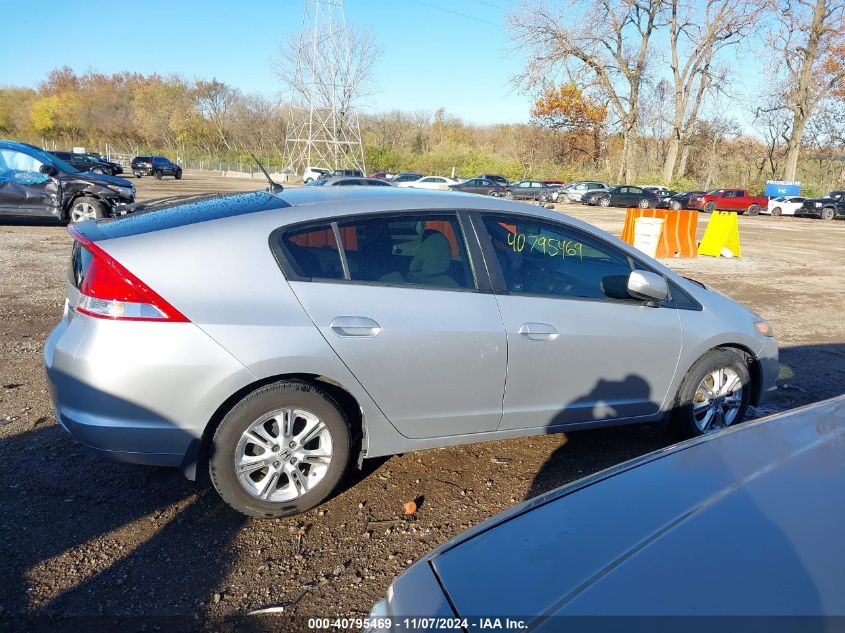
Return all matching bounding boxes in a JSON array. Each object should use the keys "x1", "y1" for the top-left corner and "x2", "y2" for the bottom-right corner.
[{"x1": 506, "y1": 232, "x2": 583, "y2": 259}]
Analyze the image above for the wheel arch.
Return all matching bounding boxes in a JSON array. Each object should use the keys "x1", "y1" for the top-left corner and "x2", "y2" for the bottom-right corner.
[{"x1": 183, "y1": 373, "x2": 365, "y2": 481}]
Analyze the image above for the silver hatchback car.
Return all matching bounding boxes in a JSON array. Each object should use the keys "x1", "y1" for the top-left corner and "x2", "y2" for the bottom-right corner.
[{"x1": 44, "y1": 187, "x2": 778, "y2": 518}]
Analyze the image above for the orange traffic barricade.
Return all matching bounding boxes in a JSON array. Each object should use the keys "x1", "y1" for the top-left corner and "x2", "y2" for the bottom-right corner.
[{"x1": 620, "y1": 208, "x2": 699, "y2": 258}]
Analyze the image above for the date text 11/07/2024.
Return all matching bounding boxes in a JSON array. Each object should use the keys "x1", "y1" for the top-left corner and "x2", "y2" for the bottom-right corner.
[{"x1": 307, "y1": 616, "x2": 528, "y2": 630}]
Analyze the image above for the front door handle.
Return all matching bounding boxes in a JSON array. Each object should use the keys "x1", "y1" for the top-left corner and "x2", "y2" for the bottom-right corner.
[
  {"x1": 518, "y1": 322, "x2": 559, "y2": 341},
  {"x1": 329, "y1": 316, "x2": 382, "y2": 337}
]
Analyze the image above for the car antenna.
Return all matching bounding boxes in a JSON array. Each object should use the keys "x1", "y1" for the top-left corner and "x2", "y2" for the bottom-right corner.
[{"x1": 251, "y1": 154, "x2": 284, "y2": 193}]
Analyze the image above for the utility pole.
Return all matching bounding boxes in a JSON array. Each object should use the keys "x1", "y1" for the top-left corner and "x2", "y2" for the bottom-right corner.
[{"x1": 284, "y1": 0, "x2": 366, "y2": 176}]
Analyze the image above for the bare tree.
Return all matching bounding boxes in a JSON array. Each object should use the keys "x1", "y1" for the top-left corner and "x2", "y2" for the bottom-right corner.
[
  {"x1": 508, "y1": 0, "x2": 666, "y2": 183},
  {"x1": 662, "y1": 0, "x2": 763, "y2": 182},
  {"x1": 771, "y1": 0, "x2": 845, "y2": 181},
  {"x1": 194, "y1": 79, "x2": 239, "y2": 152},
  {"x1": 275, "y1": 24, "x2": 382, "y2": 117}
]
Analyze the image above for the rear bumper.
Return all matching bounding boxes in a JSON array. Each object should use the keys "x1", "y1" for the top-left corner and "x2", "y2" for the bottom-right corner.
[{"x1": 43, "y1": 309, "x2": 255, "y2": 470}]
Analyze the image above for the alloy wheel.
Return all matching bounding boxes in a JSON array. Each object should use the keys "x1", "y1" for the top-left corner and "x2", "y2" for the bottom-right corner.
[
  {"x1": 234, "y1": 408, "x2": 334, "y2": 502},
  {"x1": 70, "y1": 201, "x2": 98, "y2": 222},
  {"x1": 692, "y1": 368, "x2": 744, "y2": 433}
]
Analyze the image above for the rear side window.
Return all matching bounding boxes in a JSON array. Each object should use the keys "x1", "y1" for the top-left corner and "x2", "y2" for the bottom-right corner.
[
  {"x1": 336, "y1": 214, "x2": 473, "y2": 289},
  {"x1": 482, "y1": 215, "x2": 633, "y2": 300},
  {"x1": 70, "y1": 241, "x2": 93, "y2": 289},
  {"x1": 279, "y1": 224, "x2": 344, "y2": 280}
]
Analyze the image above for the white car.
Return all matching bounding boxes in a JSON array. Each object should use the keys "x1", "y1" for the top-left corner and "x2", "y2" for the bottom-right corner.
[
  {"x1": 764, "y1": 196, "x2": 806, "y2": 216},
  {"x1": 303, "y1": 166, "x2": 332, "y2": 184},
  {"x1": 397, "y1": 176, "x2": 457, "y2": 191}
]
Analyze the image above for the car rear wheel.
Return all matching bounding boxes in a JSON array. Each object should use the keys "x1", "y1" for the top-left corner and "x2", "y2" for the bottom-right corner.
[
  {"x1": 68, "y1": 196, "x2": 106, "y2": 223},
  {"x1": 747, "y1": 204, "x2": 761, "y2": 216},
  {"x1": 821, "y1": 207, "x2": 835, "y2": 221},
  {"x1": 599, "y1": 196, "x2": 610, "y2": 207},
  {"x1": 771, "y1": 207, "x2": 782, "y2": 216},
  {"x1": 670, "y1": 200, "x2": 682, "y2": 210},
  {"x1": 209, "y1": 380, "x2": 351, "y2": 518},
  {"x1": 673, "y1": 349, "x2": 750, "y2": 439},
  {"x1": 638, "y1": 198, "x2": 650, "y2": 209}
]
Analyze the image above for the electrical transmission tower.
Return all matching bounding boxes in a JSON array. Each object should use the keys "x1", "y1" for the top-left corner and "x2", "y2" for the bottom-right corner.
[{"x1": 284, "y1": 0, "x2": 366, "y2": 176}]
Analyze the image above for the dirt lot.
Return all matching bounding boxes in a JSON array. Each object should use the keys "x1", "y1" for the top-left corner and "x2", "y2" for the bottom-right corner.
[{"x1": 1, "y1": 173, "x2": 844, "y2": 631}]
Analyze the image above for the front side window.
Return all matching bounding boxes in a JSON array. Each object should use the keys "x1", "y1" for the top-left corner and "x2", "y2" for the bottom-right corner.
[
  {"x1": 0, "y1": 149, "x2": 49, "y2": 185},
  {"x1": 337, "y1": 214, "x2": 473, "y2": 289},
  {"x1": 482, "y1": 215, "x2": 633, "y2": 300}
]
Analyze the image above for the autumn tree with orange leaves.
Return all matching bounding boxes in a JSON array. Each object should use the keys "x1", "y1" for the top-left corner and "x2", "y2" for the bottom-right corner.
[{"x1": 531, "y1": 83, "x2": 607, "y2": 167}]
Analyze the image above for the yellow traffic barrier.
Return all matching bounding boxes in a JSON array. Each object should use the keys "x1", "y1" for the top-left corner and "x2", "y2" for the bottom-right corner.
[{"x1": 698, "y1": 211, "x2": 741, "y2": 258}]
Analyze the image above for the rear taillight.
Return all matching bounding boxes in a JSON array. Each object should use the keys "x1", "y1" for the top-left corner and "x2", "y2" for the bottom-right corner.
[{"x1": 68, "y1": 226, "x2": 188, "y2": 322}]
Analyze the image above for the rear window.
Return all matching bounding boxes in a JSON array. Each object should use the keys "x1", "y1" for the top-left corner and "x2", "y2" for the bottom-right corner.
[
  {"x1": 70, "y1": 241, "x2": 93, "y2": 289},
  {"x1": 280, "y1": 224, "x2": 344, "y2": 279}
]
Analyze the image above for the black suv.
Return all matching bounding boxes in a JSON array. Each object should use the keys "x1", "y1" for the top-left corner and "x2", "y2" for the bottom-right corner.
[
  {"x1": 331, "y1": 168, "x2": 364, "y2": 177},
  {"x1": 131, "y1": 155, "x2": 182, "y2": 180},
  {"x1": 49, "y1": 151, "x2": 123, "y2": 176},
  {"x1": 0, "y1": 139, "x2": 135, "y2": 222},
  {"x1": 798, "y1": 191, "x2": 845, "y2": 221}
]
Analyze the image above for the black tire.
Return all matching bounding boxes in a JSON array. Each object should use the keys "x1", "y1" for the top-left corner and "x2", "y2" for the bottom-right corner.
[
  {"x1": 670, "y1": 200, "x2": 682, "y2": 210},
  {"x1": 703, "y1": 201, "x2": 716, "y2": 213},
  {"x1": 771, "y1": 207, "x2": 782, "y2": 216},
  {"x1": 638, "y1": 198, "x2": 650, "y2": 209},
  {"x1": 134, "y1": 172, "x2": 142, "y2": 178},
  {"x1": 821, "y1": 207, "x2": 835, "y2": 221},
  {"x1": 209, "y1": 380, "x2": 352, "y2": 518},
  {"x1": 68, "y1": 196, "x2": 107, "y2": 223},
  {"x1": 504, "y1": 190, "x2": 513, "y2": 198},
  {"x1": 747, "y1": 204, "x2": 761, "y2": 216},
  {"x1": 90, "y1": 167, "x2": 103, "y2": 174},
  {"x1": 672, "y1": 348, "x2": 751, "y2": 439},
  {"x1": 154, "y1": 169, "x2": 163, "y2": 180},
  {"x1": 304, "y1": 178, "x2": 313, "y2": 184},
  {"x1": 599, "y1": 196, "x2": 611, "y2": 207},
  {"x1": 175, "y1": 169, "x2": 182, "y2": 180}
]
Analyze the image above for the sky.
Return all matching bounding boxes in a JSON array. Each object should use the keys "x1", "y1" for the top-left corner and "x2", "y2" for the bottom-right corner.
[
  {"x1": 0, "y1": 0, "x2": 531, "y2": 124},
  {"x1": 0, "y1": 0, "x2": 764, "y2": 128}
]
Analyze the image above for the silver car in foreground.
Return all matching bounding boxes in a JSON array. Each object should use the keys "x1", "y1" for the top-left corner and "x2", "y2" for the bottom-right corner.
[
  {"x1": 366, "y1": 395, "x2": 845, "y2": 628},
  {"x1": 44, "y1": 187, "x2": 777, "y2": 517}
]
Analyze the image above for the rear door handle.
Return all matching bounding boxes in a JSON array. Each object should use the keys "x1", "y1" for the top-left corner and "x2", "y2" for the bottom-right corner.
[
  {"x1": 518, "y1": 322, "x2": 559, "y2": 342},
  {"x1": 329, "y1": 316, "x2": 382, "y2": 337}
]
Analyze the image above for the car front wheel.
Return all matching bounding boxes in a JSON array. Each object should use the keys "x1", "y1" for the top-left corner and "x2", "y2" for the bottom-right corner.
[
  {"x1": 673, "y1": 349, "x2": 750, "y2": 438},
  {"x1": 599, "y1": 196, "x2": 610, "y2": 207},
  {"x1": 670, "y1": 200, "x2": 682, "y2": 210},
  {"x1": 154, "y1": 170, "x2": 163, "y2": 180},
  {"x1": 69, "y1": 196, "x2": 106, "y2": 223},
  {"x1": 771, "y1": 207, "x2": 782, "y2": 216},
  {"x1": 703, "y1": 201, "x2": 716, "y2": 213},
  {"x1": 209, "y1": 380, "x2": 351, "y2": 518},
  {"x1": 821, "y1": 207, "x2": 835, "y2": 221},
  {"x1": 175, "y1": 169, "x2": 182, "y2": 180}
]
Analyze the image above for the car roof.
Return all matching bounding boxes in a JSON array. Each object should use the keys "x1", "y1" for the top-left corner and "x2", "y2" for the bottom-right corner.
[{"x1": 422, "y1": 394, "x2": 845, "y2": 617}]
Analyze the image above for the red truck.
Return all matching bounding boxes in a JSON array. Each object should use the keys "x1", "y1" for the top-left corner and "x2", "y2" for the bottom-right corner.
[{"x1": 689, "y1": 189, "x2": 768, "y2": 215}]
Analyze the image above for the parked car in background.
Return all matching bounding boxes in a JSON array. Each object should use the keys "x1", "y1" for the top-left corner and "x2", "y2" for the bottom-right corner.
[
  {"x1": 396, "y1": 175, "x2": 457, "y2": 190},
  {"x1": 584, "y1": 187, "x2": 613, "y2": 205},
  {"x1": 595, "y1": 185, "x2": 660, "y2": 209},
  {"x1": 0, "y1": 139, "x2": 135, "y2": 222},
  {"x1": 797, "y1": 191, "x2": 845, "y2": 221},
  {"x1": 331, "y1": 168, "x2": 363, "y2": 178},
  {"x1": 660, "y1": 190, "x2": 704, "y2": 210},
  {"x1": 540, "y1": 179, "x2": 566, "y2": 186},
  {"x1": 303, "y1": 166, "x2": 332, "y2": 183},
  {"x1": 131, "y1": 155, "x2": 182, "y2": 180},
  {"x1": 304, "y1": 177, "x2": 393, "y2": 187},
  {"x1": 390, "y1": 172, "x2": 425, "y2": 183},
  {"x1": 504, "y1": 180, "x2": 551, "y2": 200},
  {"x1": 366, "y1": 395, "x2": 845, "y2": 625},
  {"x1": 689, "y1": 189, "x2": 768, "y2": 215},
  {"x1": 44, "y1": 187, "x2": 777, "y2": 518},
  {"x1": 49, "y1": 151, "x2": 123, "y2": 176},
  {"x1": 478, "y1": 174, "x2": 509, "y2": 187},
  {"x1": 448, "y1": 177, "x2": 506, "y2": 196},
  {"x1": 763, "y1": 196, "x2": 806, "y2": 216},
  {"x1": 368, "y1": 172, "x2": 395, "y2": 180},
  {"x1": 642, "y1": 186, "x2": 676, "y2": 206},
  {"x1": 565, "y1": 181, "x2": 610, "y2": 203}
]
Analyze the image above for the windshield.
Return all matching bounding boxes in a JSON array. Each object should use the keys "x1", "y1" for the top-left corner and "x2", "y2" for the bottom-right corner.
[{"x1": 30, "y1": 146, "x2": 79, "y2": 173}]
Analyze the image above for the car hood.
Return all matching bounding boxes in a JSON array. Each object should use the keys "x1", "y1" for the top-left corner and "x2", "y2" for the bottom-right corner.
[
  {"x1": 429, "y1": 396, "x2": 845, "y2": 620},
  {"x1": 66, "y1": 171, "x2": 133, "y2": 188}
]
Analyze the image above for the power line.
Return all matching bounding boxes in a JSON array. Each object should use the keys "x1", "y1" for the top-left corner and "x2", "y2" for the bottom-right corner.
[{"x1": 407, "y1": 0, "x2": 501, "y2": 27}]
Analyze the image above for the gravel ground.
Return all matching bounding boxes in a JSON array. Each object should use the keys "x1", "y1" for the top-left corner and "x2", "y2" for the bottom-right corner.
[{"x1": 1, "y1": 174, "x2": 843, "y2": 631}]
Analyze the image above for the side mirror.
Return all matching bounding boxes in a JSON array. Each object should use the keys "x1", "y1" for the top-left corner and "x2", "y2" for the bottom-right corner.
[
  {"x1": 39, "y1": 164, "x2": 58, "y2": 176},
  {"x1": 627, "y1": 270, "x2": 668, "y2": 303}
]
